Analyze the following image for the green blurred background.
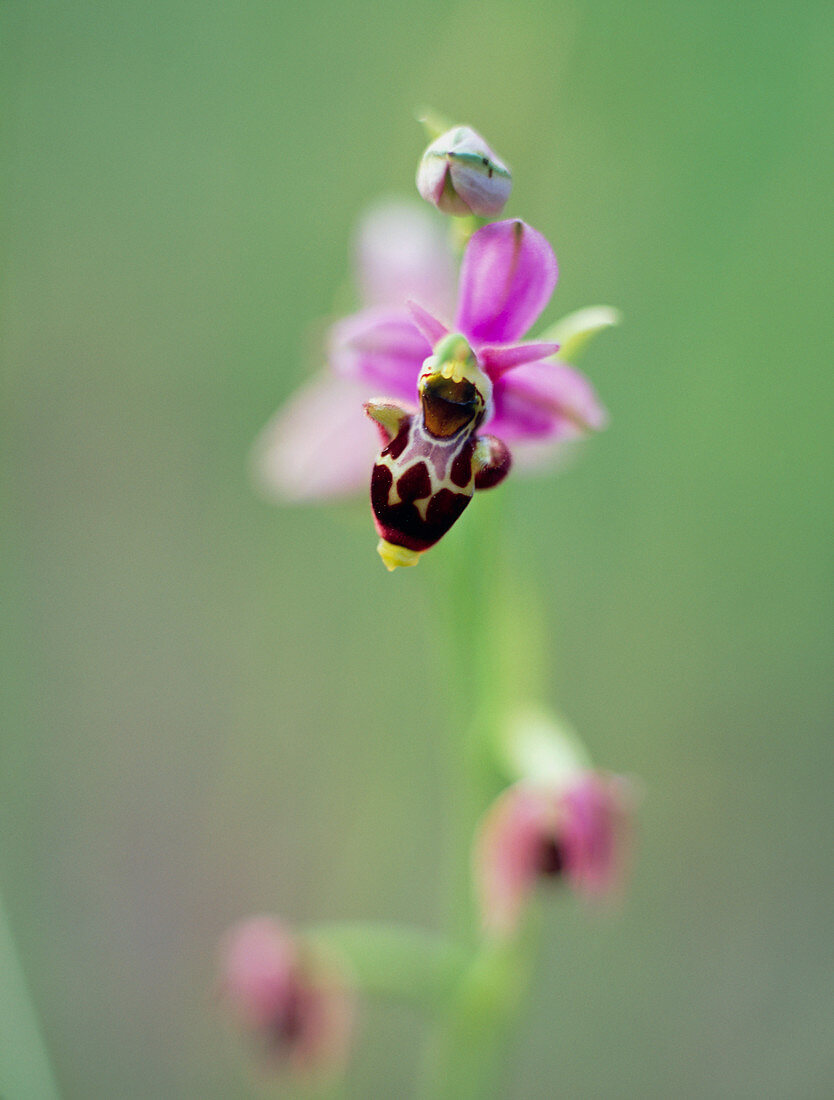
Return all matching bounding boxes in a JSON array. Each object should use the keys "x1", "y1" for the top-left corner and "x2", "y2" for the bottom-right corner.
[{"x1": 2, "y1": 2, "x2": 832, "y2": 1096}]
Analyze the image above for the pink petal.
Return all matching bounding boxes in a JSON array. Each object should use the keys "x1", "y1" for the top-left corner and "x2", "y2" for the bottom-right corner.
[
  {"x1": 455, "y1": 220, "x2": 558, "y2": 346},
  {"x1": 474, "y1": 785, "x2": 556, "y2": 937},
  {"x1": 479, "y1": 341, "x2": 560, "y2": 379},
  {"x1": 406, "y1": 299, "x2": 449, "y2": 346},
  {"x1": 221, "y1": 917, "x2": 298, "y2": 1033},
  {"x1": 488, "y1": 360, "x2": 607, "y2": 443},
  {"x1": 251, "y1": 372, "x2": 382, "y2": 502},
  {"x1": 560, "y1": 774, "x2": 634, "y2": 899},
  {"x1": 354, "y1": 200, "x2": 455, "y2": 315},
  {"x1": 329, "y1": 307, "x2": 428, "y2": 402}
]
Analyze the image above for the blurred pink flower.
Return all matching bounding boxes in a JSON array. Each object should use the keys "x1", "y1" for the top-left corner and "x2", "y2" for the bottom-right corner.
[
  {"x1": 252, "y1": 201, "x2": 454, "y2": 502},
  {"x1": 253, "y1": 205, "x2": 606, "y2": 503},
  {"x1": 475, "y1": 773, "x2": 634, "y2": 938},
  {"x1": 220, "y1": 916, "x2": 353, "y2": 1077}
]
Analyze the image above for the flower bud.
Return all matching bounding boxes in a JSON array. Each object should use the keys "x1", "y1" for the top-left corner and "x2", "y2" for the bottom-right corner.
[{"x1": 417, "y1": 126, "x2": 512, "y2": 217}]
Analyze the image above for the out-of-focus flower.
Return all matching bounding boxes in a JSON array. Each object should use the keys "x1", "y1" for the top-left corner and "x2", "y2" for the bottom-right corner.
[
  {"x1": 251, "y1": 200, "x2": 455, "y2": 503},
  {"x1": 474, "y1": 773, "x2": 634, "y2": 937},
  {"x1": 220, "y1": 916, "x2": 353, "y2": 1078},
  {"x1": 417, "y1": 125, "x2": 512, "y2": 217}
]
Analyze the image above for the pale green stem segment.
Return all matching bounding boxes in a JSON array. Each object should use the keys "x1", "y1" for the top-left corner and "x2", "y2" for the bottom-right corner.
[
  {"x1": 427, "y1": 491, "x2": 550, "y2": 930},
  {"x1": 426, "y1": 491, "x2": 508, "y2": 940},
  {"x1": 0, "y1": 889, "x2": 62, "y2": 1100},
  {"x1": 305, "y1": 923, "x2": 468, "y2": 1011},
  {"x1": 418, "y1": 495, "x2": 545, "y2": 1097},
  {"x1": 418, "y1": 930, "x2": 536, "y2": 1100},
  {"x1": 449, "y1": 214, "x2": 487, "y2": 255}
]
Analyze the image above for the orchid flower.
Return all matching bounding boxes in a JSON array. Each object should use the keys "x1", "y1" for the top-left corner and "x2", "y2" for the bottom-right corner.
[
  {"x1": 474, "y1": 772, "x2": 634, "y2": 938},
  {"x1": 252, "y1": 205, "x2": 610, "y2": 515},
  {"x1": 363, "y1": 218, "x2": 609, "y2": 568},
  {"x1": 220, "y1": 916, "x2": 353, "y2": 1078}
]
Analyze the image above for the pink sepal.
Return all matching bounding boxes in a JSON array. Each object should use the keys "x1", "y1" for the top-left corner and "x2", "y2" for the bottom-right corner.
[
  {"x1": 251, "y1": 373, "x2": 381, "y2": 502},
  {"x1": 456, "y1": 220, "x2": 558, "y2": 346}
]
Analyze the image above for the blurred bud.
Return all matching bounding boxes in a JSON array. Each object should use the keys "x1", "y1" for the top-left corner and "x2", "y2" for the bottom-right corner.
[
  {"x1": 474, "y1": 773, "x2": 635, "y2": 937},
  {"x1": 220, "y1": 916, "x2": 353, "y2": 1078},
  {"x1": 417, "y1": 126, "x2": 512, "y2": 217},
  {"x1": 501, "y1": 707, "x2": 592, "y2": 786}
]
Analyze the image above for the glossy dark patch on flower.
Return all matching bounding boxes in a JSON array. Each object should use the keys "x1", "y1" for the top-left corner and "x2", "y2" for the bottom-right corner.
[
  {"x1": 371, "y1": 462, "x2": 394, "y2": 503},
  {"x1": 371, "y1": 463, "x2": 426, "y2": 550},
  {"x1": 450, "y1": 440, "x2": 475, "y2": 488},
  {"x1": 422, "y1": 375, "x2": 480, "y2": 439},
  {"x1": 474, "y1": 437, "x2": 511, "y2": 489}
]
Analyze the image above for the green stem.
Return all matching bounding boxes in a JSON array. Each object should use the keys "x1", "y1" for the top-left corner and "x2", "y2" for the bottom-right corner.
[
  {"x1": 0, "y1": 888, "x2": 61, "y2": 1100},
  {"x1": 305, "y1": 923, "x2": 468, "y2": 1011},
  {"x1": 418, "y1": 932, "x2": 536, "y2": 1100},
  {"x1": 449, "y1": 214, "x2": 489, "y2": 257},
  {"x1": 427, "y1": 492, "x2": 508, "y2": 940},
  {"x1": 417, "y1": 493, "x2": 542, "y2": 1098}
]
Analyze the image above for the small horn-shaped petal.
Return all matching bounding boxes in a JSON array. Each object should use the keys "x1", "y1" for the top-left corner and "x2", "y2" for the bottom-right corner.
[
  {"x1": 330, "y1": 308, "x2": 431, "y2": 402},
  {"x1": 479, "y1": 341, "x2": 561, "y2": 378},
  {"x1": 406, "y1": 300, "x2": 450, "y2": 347}
]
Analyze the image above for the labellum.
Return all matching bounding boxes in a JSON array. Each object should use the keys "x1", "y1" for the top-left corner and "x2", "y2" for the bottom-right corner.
[{"x1": 365, "y1": 333, "x2": 510, "y2": 570}]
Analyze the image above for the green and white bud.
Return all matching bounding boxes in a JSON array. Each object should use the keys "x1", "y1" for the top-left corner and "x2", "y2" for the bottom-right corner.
[{"x1": 416, "y1": 125, "x2": 512, "y2": 218}]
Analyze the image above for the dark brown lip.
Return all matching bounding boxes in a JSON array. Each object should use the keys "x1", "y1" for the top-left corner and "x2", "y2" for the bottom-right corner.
[
  {"x1": 424, "y1": 374, "x2": 478, "y2": 405},
  {"x1": 421, "y1": 375, "x2": 482, "y2": 438}
]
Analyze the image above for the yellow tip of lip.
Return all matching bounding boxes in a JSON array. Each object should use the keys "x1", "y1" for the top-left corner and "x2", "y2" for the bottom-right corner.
[{"x1": 377, "y1": 539, "x2": 422, "y2": 572}]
